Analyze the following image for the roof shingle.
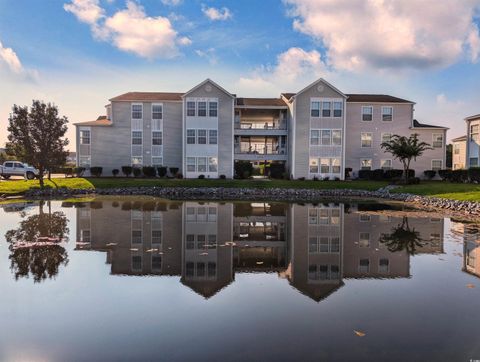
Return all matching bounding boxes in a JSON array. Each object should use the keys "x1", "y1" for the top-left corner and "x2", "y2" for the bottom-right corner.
[
  {"x1": 346, "y1": 94, "x2": 413, "y2": 103},
  {"x1": 236, "y1": 97, "x2": 287, "y2": 107},
  {"x1": 109, "y1": 92, "x2": 183, "y2": 102},
  {"x1": 74, "y1": 115, "x2": 112, "y2": 127}
]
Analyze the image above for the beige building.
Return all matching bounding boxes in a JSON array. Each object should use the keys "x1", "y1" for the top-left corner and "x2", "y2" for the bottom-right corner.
[{"x1": 452, "y1": 135, "x2": 467, "y2": 170}]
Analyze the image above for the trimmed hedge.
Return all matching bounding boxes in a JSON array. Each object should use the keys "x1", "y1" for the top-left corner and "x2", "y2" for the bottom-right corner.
[
  {"x1": 423, "y1": 170, "x2": 436, "y2": 180},
  {"x1": 121, "y1": 166, "x2": 132, "y2": 177},
  {"x1": 133, "y1": 168, "x2": 142, "y2": 177},
  {"x1": 90, "y1": 167, "x2": 103, "y2": 177},
  {"x1": 142, "y1": 166, "x2": 156, "y2": 178},
  {"x1": 112, "y1": 169, "x2": 119, "y2": 177},
  {"x1": 234, "y1": 161, "x2": 253, "y2": 179},
  {"x1": 384, "y1": 169, "x2": 403, "y2": 180},
  {"x1": 157, "y1": 166, "x2": 168, "y2": 178},
  {"x1": 270, "y1": 163, "x2": 285, "y2": 179},
  {"x1": 74, "y1": 167, "x2": 85, "y2": 177},
  {"x1": 169, "y1": 167, "x2": 179, "y2": 177}
]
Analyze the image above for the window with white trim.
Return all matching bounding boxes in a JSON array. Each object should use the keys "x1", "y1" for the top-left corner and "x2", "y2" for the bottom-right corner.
[
  {"x1": 361, "y1": 132, "x2": 373, "y2": 147},
  {"x1": 359, "y1": 259, "x2": 370, "y2": 272},
  {"x1": 322, "y1": 101, "x2": 331, "y2": 117},
  {"x1": 311, "y1": 101, "x2": 320, "y2": 117},
  {"x1": 186, "y1": 157, "x2": 196, "y2": 172},
  {"x1": 321, "y1": 130, "x2": 331, "y2": 145},
  {"x1": 208, "y1": 101, "x2": 218, "y2": 117},
  {"x1": 359, "y1": 232, "x2": 370, "y2": 247},
  {"x1": 152, "y1": 104, "x2": 163, "y2": 120},
  {"x1": 132, "y1": 104, "x2": 143, "y2": 119},
  {"x1": 432, "y1": 133, "x2": 443, "y2": 148},
  {"x1": 381, "y1": 159, "x2": 392, "y2": 169},
  {"x1": 132, "y1": 131, "x2": 142, "y2": 145},
  {"x1": 208, "y1": 157, "x2": 218, "y2": 172},
  {"x1": 362, "y1": 106, "x2": 373, "y2": 121},
  {"x1": 208, "y1": 130, "x2": 217, "y2": 144},
  {"x1": 187, "y1": 129, "x2": 196, "y2": 144},
  {"x1": 431, "y1": 159, "x2": 443, "y2": 170},
  {"x1": 332, "y1": 130, "x2": 342, "y2": 146},
  {"x1": 310, "y1": 130, "x2": 320, "y2": 145},
  {"x1": 381, "y1": 133, "x2": 392, "y2": 143},
  {"x1": 471, "y1": 125, "x2": 479, "y2": 142},
  {"x1": 187, "y1": 101, "x2": 196, "y2": 116},
  {"x1": 331, "y1": 158, "x2": 341, "y2": 173},
  {"x1": 333, "y1": 101, "x2": 342, "y2": 117},
  {"x1": 80, "y1": 130, "x2": 90, "y2": 145},
  {"x1": 198, "y1": 102, "x2": 207, "y2": 117},
  {"x1": 320, "y1": 158, "x2": 330, "y2": 173},
  {"x1": 197, "y1": 129, "x2": 207, "y2": 144},
  {"x1": 79, "y1": 156, "x2": 91, "y2": 167},
  {"x1": 197, "y1": 157, "x2": 207, "y2": 172},
  {"x1": 132, "y1": 157, "x2": 142, "y2": 166},
  {"x1": 361, "y1": 159, "x2": 372, "y2": 170},
  {"x1": 382, "y1": 106, "x2": 393, "y2": 121},
  {"x1": 152, "y1": 131, "x2": 162, "y2": 145},
  {"x1": 454, "y1": 144, "x2": 460, "y2": 154},
  {"x1": 470, "y1": 157, "x2": 479, "y2": 167},
  {"x1": 309, "y1": 158, "x2": 318, "y2": 173},
  {"x1": 379, "y1": 258, "x2": 389, "y2": 273},
  {"x1": 152, "y1": 157, "x2": 163, "y2": 166}
]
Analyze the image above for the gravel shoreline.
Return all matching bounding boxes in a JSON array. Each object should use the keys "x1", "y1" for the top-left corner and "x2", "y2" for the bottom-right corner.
[{"x1": 18, "y1": 186, "x2": 480, "y2": 217}]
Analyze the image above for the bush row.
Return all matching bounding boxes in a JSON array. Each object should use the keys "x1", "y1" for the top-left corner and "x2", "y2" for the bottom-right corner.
[
  {"x1": 357, "y1": 169, "x2": 415, "y2": 181},
  {"x1": 438, "y1": 168, "x2": 480, "y2": 183}
]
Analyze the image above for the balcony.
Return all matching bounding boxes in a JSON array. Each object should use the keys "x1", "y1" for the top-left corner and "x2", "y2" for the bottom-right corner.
[{"x1": 234, "y1": 109, "x2": 288, "y2": 136}]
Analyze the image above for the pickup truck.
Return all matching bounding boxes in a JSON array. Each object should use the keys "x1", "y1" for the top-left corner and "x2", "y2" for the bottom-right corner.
[{"x1": 0, "y1": 161, "x2": 39, "y2": 180}]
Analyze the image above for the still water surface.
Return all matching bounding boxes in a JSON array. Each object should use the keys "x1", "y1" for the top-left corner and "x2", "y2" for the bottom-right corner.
[{"x1": 0, "y1": 198, "x2": 479, "y2": 361}]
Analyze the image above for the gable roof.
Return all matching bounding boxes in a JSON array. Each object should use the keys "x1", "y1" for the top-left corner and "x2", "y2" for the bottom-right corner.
[
  {"x1": 412, "y1": 119, "x2": 448, "y2": 129},
  {"x1": 183, "y1": 78, "x2": 234, "y2": 98},
  {"x1": 465, "y1": 113, "x2": 480, "y2": 121},
  {"x1": 452, "y1": 135, "x2": 467, "y2": 142},
  {"x1": 346, "y1": 94, "x2": 414, "y2": 103},
  {"x1": 236, "y1": 97, "x2": 287, "y2": 108},
  {"x1": 281, "y1": 93, "x2": 296, "y2": 101},
  {"x1": 74, "y1": 115, "x2": 113, "y2": 127},
  {"x1": 292, "y1": 78, "x2": 348, "y2": 100},
  {"x1": 109, "y1": 92, "x2": 183, "y2": 102}
]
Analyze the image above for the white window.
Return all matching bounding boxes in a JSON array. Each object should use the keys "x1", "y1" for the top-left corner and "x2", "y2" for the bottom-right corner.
[
  {"x1": 361, "y1": 132, "x2": 373, "y2": 147},
  {"x1": 197, "y1": 129, "x2": 207, "y2": 144},
  {"x1": 382, "y1": 106, "x2": 393, "y2": 121},
  {"x1": 198, "y1": 101, "x2": 207, "y2": 117},
  {"x1": 208, "y1": 157, "x2": 218, "y2": 172},
  {"x1": 319, "y1": 237, "x2": 329, "y2": 253},
  {"x1": 132, "y1": 104, "x2": 143, "y2": 119},
  {"x1": 132, "y1": 156, "x2": 142, "y2": 166},
  {"x1": 454, "y1": 144, "x2": 460, "y2": 154},
  {"x1": 320, "y1": 158, "x2": 330, "y2": 173},
  {"x1": 310, "y1": 130, "x2": 320, "y2": 145},
  {"x1": 209, "y1": 130, "x2": 218, "y2": 145},
  {"x1": 311, "y1": 101, "x2": 320, "y2": 117},
  {"x1": 309, "y1": 158, "x2": 319, "y2": 173},
  {"x1": 470, "y1": 157, "x2": 479, "y2": 167},
  {"x1": 209, "y1": 101, "x2": 218, "y2": 117},
  {"x1": 187, "y1": 129, "x2": 196, "y2": 144},
  {"x1": 80, "y1": 230, "x2": 91, "y2": 243},
  {"x1": 332, "y1": 130, "x2": 342, "y2": 146},
  {"x1": 322, "y1": 101, "x2": 331, "y2": 117},
  {"x1": 132, "y1": 131, "x2": 142, "y2": 145},
  {"x1": 431, "y1": 159, "x2": 442, "y2": 170},
  {"x1": 80, "y1": 130, "x2": 90, "y2": 145},
  {"x1": 381, "y1": 133, "x2": 392, "y2": 143},
  {"x1": 333, "y1": 102, "x2": 342, "y2": 117},
  {"x1": 359, "y1": 232, "x2": 370, "y2": 247},
  {"x1": 187, "y1": 101, "x2": 196, "y2": 116},
  {"x1": 186, "y1": 157, "x2": 196, "y2": 172},
  {"x1": 362, "y1": 106, "x2": 373, "y2": 121},
  {"x1": 361, "y1": 159, "x2": 372, "y2": 170},
  {"x1": 379, "y1": 258, "x2": 389, "y2": 273},
  {"x1": 471, "y1": 125, "x2": 479, "y2": 142},
  {"x1": 331, "y1": 158, "x2": 341, "y2": 173},
  {"x1": 152, "y1": 104, "x2": 163, "y2": 120},
  {"x1": 359, "y1": 259, "x2": 370, "y2": 273},
  {"x1": 197, "y1": 157, "x2": 207, "y2": 172},
  {"x1": 152, "y1": 157, "x2": 163, "y2": 166},
  {"x1": 432, "y1": 133, "x2": 443, "y2": 148},
  {"x1": 79, "y1": 156, "x2": 91, "y2": 167},
  {"x1": 381, "y1": 159, "x2": 392, "y2": 169},
  {"x1": 321, "y1": 130, "x2": 331, "y2": 145},
  {"x1": 152, "y1": 131, "x2": 162, "y2": 145}
]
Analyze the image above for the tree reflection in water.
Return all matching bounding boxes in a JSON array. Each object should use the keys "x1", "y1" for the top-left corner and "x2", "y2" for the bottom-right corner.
[
  {"x1": 5, "y1": 200, "x2": 69, "y2": 282},
  {"x1": 379, "y1": 217, "x2": 425, "y2": 255}
]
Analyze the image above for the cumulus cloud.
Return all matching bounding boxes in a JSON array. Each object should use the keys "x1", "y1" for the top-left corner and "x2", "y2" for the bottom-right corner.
[
  {"x1": 237, "y1": 47, "x2": 329, "y2": 95},
  {"x1": 201, "y1": 5, "x2": 232, "y2": 21},
  {"x1": 161, "y1": 0, "x2": 182, "y2": 6},
  {"x1": 64, "y1": 0, "x2": 191, "y2": 59},
  {"x1": 195, "y1": 48, "x2": 218, "y2": 65},
  {"x1": 0, "y1": 40, "x2": 38, "y2": 81},
  {"x1": 285, "y1": 0, "x2": 480, "y2": 71}
]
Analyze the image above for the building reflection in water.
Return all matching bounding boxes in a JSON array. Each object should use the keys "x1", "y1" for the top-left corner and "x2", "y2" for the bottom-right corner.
[
  {"x1": 459, "y1": 224, "x2": 480, "y2": 278},
  {"x1": 74, "y1": 200, "x2": 447, "y2": 301}
]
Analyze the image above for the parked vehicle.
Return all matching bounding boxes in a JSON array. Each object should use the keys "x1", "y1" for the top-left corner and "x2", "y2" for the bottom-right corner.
[{"x1": 0, "y1": 161, "x2": 39, "y2": 180}]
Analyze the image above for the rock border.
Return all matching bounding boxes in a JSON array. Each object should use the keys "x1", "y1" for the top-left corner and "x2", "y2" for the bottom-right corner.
[{"x1": 22, "y1": 186, "x2": 480, "y2": 217}]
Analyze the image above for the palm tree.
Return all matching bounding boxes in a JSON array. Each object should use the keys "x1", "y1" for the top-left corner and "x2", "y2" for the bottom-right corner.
[
  {"x1": 381, "y1": 133, "x2": 432, "y2": 184},
  {"x1": 379, "y1": 217, "x2": 425, "y2": 255}
]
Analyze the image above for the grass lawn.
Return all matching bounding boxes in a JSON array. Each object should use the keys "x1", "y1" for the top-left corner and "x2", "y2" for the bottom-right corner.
[
  {"x1": 0, "y1": 177, "x2": 388, "y2": 195},
  {"x1": 393, "y1": 181, "x2": 480, "y2": 201}
]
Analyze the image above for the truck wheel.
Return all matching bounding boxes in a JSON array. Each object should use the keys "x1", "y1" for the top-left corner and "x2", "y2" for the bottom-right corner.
[
  {"x1": 26, "y1": 172, "x2": 35, "y2": 180},
  {"x1": 2, "y1": 175, "x2": 10, "y2": 180}
]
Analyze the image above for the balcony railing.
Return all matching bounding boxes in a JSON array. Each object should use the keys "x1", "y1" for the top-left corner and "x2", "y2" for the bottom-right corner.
[
  {"x1": 235, "y1": 144, "x2": 287, "y2": 155},
  {"x1": 235, "y1": 120, "x2": 287, "y2": 130}
]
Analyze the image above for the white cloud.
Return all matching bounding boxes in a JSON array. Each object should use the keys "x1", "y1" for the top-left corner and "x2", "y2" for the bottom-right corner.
[
  {"x1": 285, "y1": 0, "x2": 480, "y2": 71},
  {"x1": 64, "y1": 0, "x2": 191, "y2": 59},
  {"x1": 201, "y1": 5, "x2": 232, "y2": 21},
  {"x1": 161, "y1": 0, "x2": 182, "y2": 6},
  {"x1": 0, "y1": 40, "x2": 38, "y2": 81},
  {"x1": 237, "y1": 47, "x2": 329, "y2": 95},
  {"x1": 195, "y1": 48, "x2": 218, "y2": 65}
]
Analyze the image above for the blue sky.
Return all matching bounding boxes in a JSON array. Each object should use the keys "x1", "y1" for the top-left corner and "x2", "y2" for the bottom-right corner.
[{"x1": 1, "y1": 0, "x2": 480, "y2": 149}]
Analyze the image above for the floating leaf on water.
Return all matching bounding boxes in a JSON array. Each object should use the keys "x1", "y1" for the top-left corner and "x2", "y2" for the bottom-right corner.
[
  {"x1": 467, "y1": 284, "x2": 475, "y2": 289},
  {"x1": 354, "y1": 330, "x2": 366, "y2": 337}
]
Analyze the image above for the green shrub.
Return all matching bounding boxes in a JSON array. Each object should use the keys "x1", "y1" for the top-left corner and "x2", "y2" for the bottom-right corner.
[
  {"x1": 408, "y1": 177, "x2": 420, "y2": 184},
  {"x1": 157, "y1": 166, "x2": 168, "y2": 178},
  {"x1": 112, "y1": 169, "x2": 119, "y2": 177},
  {"x1": 142, "y1": 166, "x2": 156, "y2": 178},
  {"x1": 384, "y1": 169, "x2": 403, "y2": 180},
  {"x1": 133, "y1": 168, "x2": 142, "y2": 177},
  {"x1": 90, "y1": 167, "x2": 103, "y2": 177},
  {"x1": 219, "y1": 174, "x2": 226, "y2": 179},
  {"x1": 407, "y1": 169, "x2": 415, "y2": 179},
  {"x1": 344, "y1": 167, "x2": 352, "y2": 179},
  {"x1": 468, "y1": 167, "x2": 480, "y2": 183},
  {"x1": 234, "y1": 161, "x2": 253, "y2": 179},
  {"x1": 438, "y1": 169, "x2": 451, "y2": 181},
  {"x1": 169, "y1": 167, "x2": 179, "y2": 177},
  {"x1": 74, "y1": 167, "x2": 85, "y2": 177},
  {"x1": 121, "y1": 166, "x2": 132, "y2": 177},
  {"x1": 176, "y1": 172, "x2": 183, "y2": 179},
  {"x1": 198, "y1": 174, "x2": 205, "y2": 179},
  {"x1": 358, "y1": 169, "x2": 373, "y2": 180},
  {"x1": 423, "y1": 170, "x2": 436, "y2": 179},
  {"x1": 270, "y1": 163, "x2": 285, "y2": 179},
  {"x1": 451, "y1": 169, "x2": 468, "y2": 183},
  {"x1": 372, "y1": 169, "x2": 384, "y2": 181}
]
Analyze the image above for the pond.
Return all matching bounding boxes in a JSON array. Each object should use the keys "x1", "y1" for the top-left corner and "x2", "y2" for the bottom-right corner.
[{"x1": 0, "y1": 198, "x2": 479, "y2": 361}]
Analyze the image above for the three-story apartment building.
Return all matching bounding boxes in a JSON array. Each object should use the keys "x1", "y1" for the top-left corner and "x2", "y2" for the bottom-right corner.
[{"x1": 75, "y1": 78, "x2": 447, "y2": 179}]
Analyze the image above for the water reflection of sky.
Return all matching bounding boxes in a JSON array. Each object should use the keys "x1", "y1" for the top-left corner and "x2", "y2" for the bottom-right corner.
[{"x1": 0, "y1": 199, "x2": 479, "y2": 361}]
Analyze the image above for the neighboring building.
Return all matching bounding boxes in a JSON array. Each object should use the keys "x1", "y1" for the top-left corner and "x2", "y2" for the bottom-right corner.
[
  {"x1": 452, "y1": 135, "x2": 467, "y2": 169},
  {"x1": 75, "y1": 78, "x2": 448, "y2": 179},
  {"x1": 465, "y1": 114, "x2": 480, "y2": 168},
  {"x1": 75, "y1": 200, "x2": 445, "y2": 301}
]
